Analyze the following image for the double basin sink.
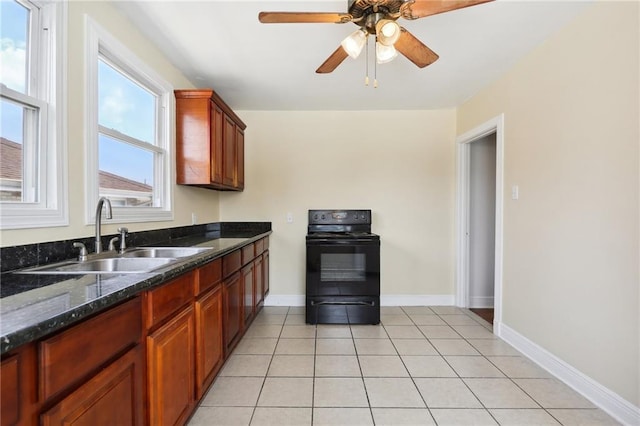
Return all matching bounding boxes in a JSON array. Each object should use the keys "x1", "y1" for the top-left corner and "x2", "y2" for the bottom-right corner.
[{"x1": 18, "y1": 247, "x2": 212, "y2": 275}]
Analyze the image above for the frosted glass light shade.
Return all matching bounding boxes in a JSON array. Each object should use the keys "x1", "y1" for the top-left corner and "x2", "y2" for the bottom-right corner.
[
  {"x1": 376, "y1": 20, "x2": 400, "y2": 46},
  {"x1": 376, "y1": 42, "x2": 398, "y2": 64},
  {"x1": 341, "y1": 29, "x2": 367, "y2": 59}
]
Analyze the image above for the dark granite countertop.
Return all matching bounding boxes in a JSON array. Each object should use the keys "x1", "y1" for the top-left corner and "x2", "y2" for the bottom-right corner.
[{"x1": 0, "y1": 231, "x2": 271, "y2": 355}]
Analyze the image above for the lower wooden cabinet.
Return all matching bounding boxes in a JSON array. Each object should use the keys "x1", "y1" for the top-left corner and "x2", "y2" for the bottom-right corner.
[
  {"x1": 254, "y1": 254, "x2": 264, "y2": 310},
  {"x1": 39, "y1": 298, "x2": 142, "y2": 402},
  {"x1": 40, "y1": 346, "x2": 144, "y2": 426},
  {"x1": 242, "y1": 262, "x2": 255, "y2": 326},
  {"x1": 2, "y1": 240, "x2": 270, "y2": 426},
  {"x1": 147, "y1": 306, "x2": 195, "y2": 426},
  {"x1": 263, "y1": 250, "x2": 270, "y2": 299},
  {"x1": 1, "y1": 353, "x2": 22, "y2": 426},
  {"x1": 195, "y1": 285, "x2": 224, "y2": 399},
  {"x1": 0, "y1": 344, "x2": 38, "y2": 426},
  {"x1": 223, "y1": 272, "x2": 243, "y2": 353}
]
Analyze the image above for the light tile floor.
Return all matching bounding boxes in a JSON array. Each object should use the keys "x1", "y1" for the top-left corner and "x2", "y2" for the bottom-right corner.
[{"x1": 188, "y1": 306, "x2": 620, "y2": 426}]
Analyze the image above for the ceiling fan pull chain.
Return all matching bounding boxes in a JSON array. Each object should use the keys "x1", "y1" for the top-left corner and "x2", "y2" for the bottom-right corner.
[
  {"x1": 374, "y1": 54, "x2": 378, "y2": 88},
  {"x1": 365, "y1": 36, "x2": 370, "y2": 86}
]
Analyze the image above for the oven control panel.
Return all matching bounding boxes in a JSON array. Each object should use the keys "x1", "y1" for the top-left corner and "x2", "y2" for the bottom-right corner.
[{"x1": 308, "y1": 209, "x2": 371, "y2": 225}]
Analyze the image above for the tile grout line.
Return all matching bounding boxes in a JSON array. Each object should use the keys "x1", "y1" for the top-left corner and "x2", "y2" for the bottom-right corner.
[{"x1": 247, "y1": 306, "x2": 289, "y2": 425}]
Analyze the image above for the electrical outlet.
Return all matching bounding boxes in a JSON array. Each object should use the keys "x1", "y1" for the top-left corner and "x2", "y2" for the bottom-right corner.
[{"x1": 191, "y1": 212, "x2": 197, "y2": 224}]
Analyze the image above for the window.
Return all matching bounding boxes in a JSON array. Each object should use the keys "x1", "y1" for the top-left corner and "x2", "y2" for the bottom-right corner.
[
  {"x1": 0, "y1": 0, "x2": 67, "y2": 229},
  {"x1": 85, "y1": 17, "x2": 172, "y2": 223}
]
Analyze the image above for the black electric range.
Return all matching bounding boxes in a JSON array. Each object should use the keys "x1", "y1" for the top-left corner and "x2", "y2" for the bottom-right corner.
[{"x1": 305, "y1": 209, "x2": 380, "y2": 324}]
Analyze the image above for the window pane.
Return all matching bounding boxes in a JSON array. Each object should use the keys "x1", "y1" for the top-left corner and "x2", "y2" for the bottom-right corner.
[
  {"x1": 98, "y1": 59, "x2": 155, "y2": 144},
  {"x1": 0, "y1": 1, "x2": 29, "y2": 93},
  {"x1": 99, "y1": 134, "x2": 154, "y2": 207},
  {"x1": 1, "y1": 97, "x2": 40, "y2": 203}
]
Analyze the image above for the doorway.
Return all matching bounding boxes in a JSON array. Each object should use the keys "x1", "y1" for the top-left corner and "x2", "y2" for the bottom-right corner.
[
  {"x1": 455, "y1": 115, "x2": 504, "y2": 336},
  {"x1": 469, "y1": 134, "x2": 496, "y2": 323}
]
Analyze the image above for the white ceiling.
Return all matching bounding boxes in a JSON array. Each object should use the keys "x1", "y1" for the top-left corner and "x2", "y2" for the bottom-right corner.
[{"x1": 114, "y1": 0, "x2": 592, "y2": 111}]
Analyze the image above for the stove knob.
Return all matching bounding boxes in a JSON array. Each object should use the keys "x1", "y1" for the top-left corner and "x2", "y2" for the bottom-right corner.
[
  {"x1": 360, "y1": 214, "x2": 365, "y2": 219},
  {"x1": 314, "y1": 214, "x2": 318, "y2": 220},
  {"x1": 321, "y1": 214, "x2": 325, "y2": 220}
]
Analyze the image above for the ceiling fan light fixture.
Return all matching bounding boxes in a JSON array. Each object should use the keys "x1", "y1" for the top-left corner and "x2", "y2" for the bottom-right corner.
[
  {"x1": 341, "y1": 29, "x2": 367, "y2": 59},
  {"x1": 376, "y1": 41, "x2": 398, "y2": 64},
  {"x1": 375, "y1": 19, "x2": 400, "y2": 46}
]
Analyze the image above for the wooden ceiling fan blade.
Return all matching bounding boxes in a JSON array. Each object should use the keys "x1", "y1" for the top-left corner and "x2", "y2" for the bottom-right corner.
[
  {"x1": 395, "y1": 28, "x2": 439, "y2": 68},
  {"x1": 258, "y1": 12, "x2": 352, "y2": 24},
  {"x1": 316, "y1": 46, "x2": 349, "y2": 74},
  {"x1": 401, "y1": 0, "x2": 493, "y2": 20}
]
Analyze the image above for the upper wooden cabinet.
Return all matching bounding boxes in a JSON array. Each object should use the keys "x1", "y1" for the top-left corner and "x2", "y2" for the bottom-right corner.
[{"x1": 175, "y1": 89, "x2": 246, "y2": 191}]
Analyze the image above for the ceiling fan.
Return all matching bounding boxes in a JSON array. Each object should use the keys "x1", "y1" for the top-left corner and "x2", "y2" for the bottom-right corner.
[{"x1": 258, "y1": 0, "x2": 494, "y2": 74}]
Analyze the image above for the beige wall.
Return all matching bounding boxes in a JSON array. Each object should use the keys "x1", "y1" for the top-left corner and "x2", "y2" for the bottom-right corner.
[
  {"x1": 1, "y1": 0, "x2": 220, "y2": 247},
  {"x1": 458, "y1": 1, "x2": 639, "y2": 406},
  {"x1": 220, "y1": 110, "x2": 457, "y2": 299}
]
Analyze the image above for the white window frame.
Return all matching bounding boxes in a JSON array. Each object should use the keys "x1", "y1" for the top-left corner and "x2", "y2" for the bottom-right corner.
[
  {"x1": 84, "y1": 16, "x2": 173, "y2": 225},
  {"x1": 0, "y1": 0, "x2": 68, "y2": 229}
]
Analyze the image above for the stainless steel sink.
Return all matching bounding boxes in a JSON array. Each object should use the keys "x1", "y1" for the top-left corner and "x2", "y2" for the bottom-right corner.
[
  {"x1": 19, "y1": 257, "x2": 175, "y2": 274},
  {"x1": 121, "y1": 247, "x2": 212, "y2": 258}
]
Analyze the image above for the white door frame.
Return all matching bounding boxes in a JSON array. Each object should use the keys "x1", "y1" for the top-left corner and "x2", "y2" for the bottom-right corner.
[{"x1": 455, "y1": 114, "x2": 505, "y2": 336}]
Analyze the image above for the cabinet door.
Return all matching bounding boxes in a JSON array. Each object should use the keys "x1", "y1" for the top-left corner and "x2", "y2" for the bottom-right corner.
[
  {"x1": 1, "y1": 354, "x2": 20, "y2": 425},
  {"x1": 147, "y1": 306, "x2": 195, "y2": 426},
  {"x1": 223, "y1": 272, "x2": 242, "y2": 353},
  {"x1": 254, "y1": 254, "x2": 264, "y2": 310},
  {"x1": 263, "y1": 250, "x2": 270, "y2": 298},
  {"x1": 175, "y1": 96, "x2": 211, "y2": 185},
  {"x1": 195, "y1": 286, "x2": 224, "y2": 399},
  {"x1": 222, "y1": 114, "x2": 236, "y2": 187},
  {"x1": 236, "y1": 127, "x2": 244, "y2": 190},
  {"x1": 41, "y1": 346, "x2": 144, "y2": 426},
  {"x1": 211, "y1": 103, "x2": 224, "y2": 184},
  {"x1": 242, "y1": 263, "x2": 255, "y2": 326}
]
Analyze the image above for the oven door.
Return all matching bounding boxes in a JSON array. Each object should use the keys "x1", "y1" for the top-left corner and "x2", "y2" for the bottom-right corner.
[{"x1": 306, "y1": 239, "x2": 380, "y2": 297}]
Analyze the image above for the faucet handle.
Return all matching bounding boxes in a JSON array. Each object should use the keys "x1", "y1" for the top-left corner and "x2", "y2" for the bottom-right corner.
[{"x1": 73, "y1": 242, "x2": 88, "y2": 261}]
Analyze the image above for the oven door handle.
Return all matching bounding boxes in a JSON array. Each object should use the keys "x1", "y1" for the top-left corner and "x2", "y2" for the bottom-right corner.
[{"x1": 310, "y1": 300, "x2": 376, "y2": 307}]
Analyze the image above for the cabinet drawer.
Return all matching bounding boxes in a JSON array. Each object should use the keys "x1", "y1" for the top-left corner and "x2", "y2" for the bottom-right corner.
[
  {"x1": 40, "y1": 346, "x2": 144, "y2": 426},
  {"x1": 255, "y1": 238, "x2": 264, "y2": 255},
  {"x1": 146, "y1": 272, "x2": 195, "y2": 328},
  {"x1": 241, "y1": 243, "x2": 255, "y2": 265},
  {"x1": 39, "y1": 297, "x2": 142, "y2": 402},
  {"x1": 197, "y1": 258, "x2": 222, "y2": 295},
  {"x1": 222, "y1": 250, "x2": 241, "y2": 277}
]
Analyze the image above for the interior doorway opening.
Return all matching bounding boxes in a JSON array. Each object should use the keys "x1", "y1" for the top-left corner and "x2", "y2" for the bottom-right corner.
[
  {"x1": 455, "y1": 115, "x2": 504, "y2": 335},
  {"x1": 468, "y1": 133, "x2": 496, "y2": 323}
]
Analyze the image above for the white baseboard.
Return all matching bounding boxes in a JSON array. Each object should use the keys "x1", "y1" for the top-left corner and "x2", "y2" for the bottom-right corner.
[
  {"x1": 264, "y1": 294, "x2": 455, "y2": 308},
  {"x1": 500, "y1": 323, "x2": 640, "y2": 426},
  {"x1": 380, "y1": 294, "x2": 455, "y2": 306},
  {"x1": 469, "y1": 296, "x2": 494, "y2": 309},
  {"x1": 264, "y1": 294, "x2": 305, "y2": 306}
]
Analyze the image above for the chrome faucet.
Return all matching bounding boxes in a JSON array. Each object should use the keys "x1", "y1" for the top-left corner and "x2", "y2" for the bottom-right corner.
[{"x1": 94, "y1": 197, "x2": 112, "y2": 253}]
